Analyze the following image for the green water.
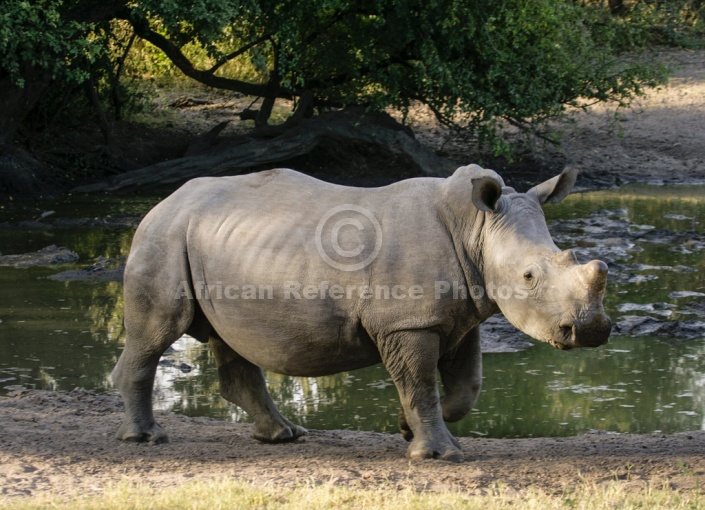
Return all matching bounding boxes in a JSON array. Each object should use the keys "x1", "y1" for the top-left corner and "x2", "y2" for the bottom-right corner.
[{"x1": 1, "y1": 185, "x2": 705, "y2": 438}]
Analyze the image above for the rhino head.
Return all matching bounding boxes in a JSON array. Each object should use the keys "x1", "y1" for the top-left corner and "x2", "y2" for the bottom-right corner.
[{"x1": 454, "y1": 165, "x2": 612, "y2": 350}]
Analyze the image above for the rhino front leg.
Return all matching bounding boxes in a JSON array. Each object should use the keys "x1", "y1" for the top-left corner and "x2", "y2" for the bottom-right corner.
[
  {"x1": 209, "y1": 337, "x2": 307, "y2": 443},
  {"x1": 398, "y1": 328, "x2": 481, "y2": 444},
  {"x1": 380, "y1": 330, "x2": 463, "y2": 462},
  {"x1": 439, "y1": 327, "x2": 483, "y2": 422}
]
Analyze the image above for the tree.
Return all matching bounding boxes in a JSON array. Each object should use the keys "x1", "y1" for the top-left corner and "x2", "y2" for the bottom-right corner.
[
  {"x1": 0, "y1": 1, "x2": 127, "y2": 149},
  {"x1": 0, "y1": 0, "x2": 128, "y2": 192},
  {"x1": 123, "y1": 0, "x2": 666, "y2": 133},
  {"x1": 0, "y1": 0, "x2": 669, "y2": 193}
]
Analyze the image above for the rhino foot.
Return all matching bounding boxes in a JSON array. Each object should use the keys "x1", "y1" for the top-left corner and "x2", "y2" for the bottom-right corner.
[
  {"x1": 116, "y1": 420, "x2": 169, "y2": 444},
  {"x1": 254, "y1": 423, "x2": 308, "y2": 443},
  {"x1": 398, "y1": 412, "x2": 414, "y2": 442},
  {"x1": 407, "y1": 440, "x2": 464, "y2": 463},
  {"x1": 398, "y1": 414, "x2": 461, "y2": 451}
]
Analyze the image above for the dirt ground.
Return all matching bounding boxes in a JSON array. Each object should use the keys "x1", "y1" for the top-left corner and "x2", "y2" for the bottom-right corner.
[
  {"x1": 2, "y1": 389, "x2": 705, "y2": 499},
  {"x1": 435, "y1": 48, "x2": 705, "y2": 190},
  {"x1": 547, "y1": 49, "x2": 705, "y2": 188},
  {"x1": 2, "y1": 50, "x2": 705, "y2": 501}
]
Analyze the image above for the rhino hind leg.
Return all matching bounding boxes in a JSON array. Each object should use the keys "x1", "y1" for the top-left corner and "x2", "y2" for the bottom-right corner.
[
  {"x1": 209, "y1": 336, "x2": 307, "y2": 443},
  {"x1": 112, "y1": 328, "x2": 177, "y2": 444},
  {"x1": 112, "y1": 267, "x2": 198, "y2": 444}
]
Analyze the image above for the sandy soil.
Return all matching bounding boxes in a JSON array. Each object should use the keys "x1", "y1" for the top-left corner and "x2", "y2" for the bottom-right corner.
[
  {"x1": 2, "y1": 389, "x2": 705, "y2": 499},
  {"x1": 552, "y1": 49, "x2": 705, "y2": 187},
  {"x1": 2, "y1": 50, "x2": 705, "y2": 501},
  {"x1": 412, "y1": 49, "x2": 705, "y2": 190}
]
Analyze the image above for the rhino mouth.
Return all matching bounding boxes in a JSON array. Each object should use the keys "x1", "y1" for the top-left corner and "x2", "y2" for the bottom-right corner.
[
  {"x1": 552, "y1": 319, "x2": 612, "y2": 350},
  {"x1": 551, "y1": 325, "x2": 576, "y2": 350}
]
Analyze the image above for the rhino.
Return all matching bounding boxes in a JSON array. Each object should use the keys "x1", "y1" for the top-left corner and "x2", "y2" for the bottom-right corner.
[{"x1": 112, "y1": 164, "x2": 611, "y2": 462}]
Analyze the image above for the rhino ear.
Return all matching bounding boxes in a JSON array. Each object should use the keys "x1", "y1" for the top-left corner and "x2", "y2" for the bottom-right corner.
[
  {"x1": 528, "y1": 165, "x2": 579, "y2": 205},
  {"x1": 471, "y1": 176, "x2": 503, "y2": 212},
  {"x1": 445, "y1": 165, "x2": 504, "y2": 213}
]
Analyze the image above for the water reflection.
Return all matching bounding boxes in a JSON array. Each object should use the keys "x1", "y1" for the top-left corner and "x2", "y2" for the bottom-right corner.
[
  {"x1": 1, "y1": 185, "x2": 705, "y2": 437},
  {"x1": 0, "y1": 265, "x2": 124, "y2": 393}
]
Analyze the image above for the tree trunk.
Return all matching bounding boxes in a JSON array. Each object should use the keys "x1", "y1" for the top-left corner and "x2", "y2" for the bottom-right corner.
[
  {"x1": 0, "y1": 69, "x2": 52, "y2": 152},
  {"x1": 608, "y1": 0, "x2": 627, "y2": 16},
  {"x1": 0, "y1": 67, "x2": 54, "y2": 195}
]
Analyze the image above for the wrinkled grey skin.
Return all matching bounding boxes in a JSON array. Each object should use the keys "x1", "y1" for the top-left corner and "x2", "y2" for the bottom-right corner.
[{"x1": 112, "y1": 165, "x2": 611, "y2": 462}]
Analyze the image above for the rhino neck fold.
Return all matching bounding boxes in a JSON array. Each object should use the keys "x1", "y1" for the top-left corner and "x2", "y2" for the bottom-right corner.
[{"x1": 439, "y1": 205, "x2": 499, "y2": 322}]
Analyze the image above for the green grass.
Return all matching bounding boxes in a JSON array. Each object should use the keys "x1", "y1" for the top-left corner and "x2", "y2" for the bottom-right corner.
[{"x1": 2, "y1": 479, "x2": 704, "y2": 510}]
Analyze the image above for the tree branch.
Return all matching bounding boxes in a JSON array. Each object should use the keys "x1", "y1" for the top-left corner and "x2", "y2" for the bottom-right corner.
[
  {"x1": 125, "y1": 14, "x2": 291, "y2": 99},
  {"x1": 63, "y1": 0, "x2": 129, "y2": 23},
  {"x1": 504, "y1": 117, "x2": 560, "y2": 146},
  {"x1": 73, "y1": 110, "x2": 456, "y2": 193},
  {"x1": 111, "y1": 30, "x2": 136, "y2": 120},
  {"x1": 207, "y1": 32, "x2": 274, "y2": 74}
]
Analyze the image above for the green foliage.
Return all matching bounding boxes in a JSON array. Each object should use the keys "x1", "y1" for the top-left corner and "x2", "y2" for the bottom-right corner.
[
  {"x1": 0, "y1": 0, "x2": 677, "y2": 153},
  {"x1": 579, "y1": 0, "x2": 705, "y2": 50},
  {"x1": 121, "y1": 0, "x2": 669, "y2": 149},
  {"x1": 626, "y1": 1, "x2": 705, "y2": 48},
  {"x1": 0, "y1": 0, "x2": 100, "y2": 87},
  {"x1": 235, "y1": 0, "x2": 667, "y2": 151}
]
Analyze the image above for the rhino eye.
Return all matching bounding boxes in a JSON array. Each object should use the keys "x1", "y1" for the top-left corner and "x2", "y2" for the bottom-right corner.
[{"x1": 523, "y1": 271, "x2": 534, "y2": 282}]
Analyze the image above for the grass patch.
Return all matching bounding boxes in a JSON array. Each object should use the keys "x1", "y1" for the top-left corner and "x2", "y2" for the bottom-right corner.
[{"x1": 2, "y1": 479, "x2": 704, "y2": 510}]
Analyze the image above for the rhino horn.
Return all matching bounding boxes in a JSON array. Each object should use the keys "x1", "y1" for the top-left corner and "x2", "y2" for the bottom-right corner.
[
  {"x1": 581, "y1": 259, "x2": 609, "y2": 292},
  {"x1": 551, "y1": 249, "x2": 578, "y2": 267}
]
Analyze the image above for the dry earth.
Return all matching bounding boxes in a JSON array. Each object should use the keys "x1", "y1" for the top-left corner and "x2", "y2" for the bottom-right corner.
[
  {"x1": 2, "y1": 50, "x2": 705, "y2": 502},
  {"x1": 2, "y1": 389, "x2": 705, "y2": 500},
  {"x1": 416, "y1": 49, "x2": 705, "y2": 189},
  {"x1": 552, "y1": 49, "x2": 705, "y2": 187}
]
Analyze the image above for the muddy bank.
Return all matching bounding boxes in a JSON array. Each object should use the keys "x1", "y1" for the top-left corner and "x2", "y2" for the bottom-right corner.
[
  {"x1": 1, "y1": 389, "x2": 704, "y2": 500},
  {"x1": 0, "y1": 245, "x2": 78, "y2": 268}
]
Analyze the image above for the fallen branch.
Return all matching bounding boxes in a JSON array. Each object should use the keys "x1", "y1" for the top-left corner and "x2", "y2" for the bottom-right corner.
[{"x1": 73, "y1": 111, "x2": 456, "y2": 193}]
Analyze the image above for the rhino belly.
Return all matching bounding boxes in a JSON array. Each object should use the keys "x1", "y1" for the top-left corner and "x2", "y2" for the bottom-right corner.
[{"x1": 204, "y1": 300, "x2": 382, "y2": 376}]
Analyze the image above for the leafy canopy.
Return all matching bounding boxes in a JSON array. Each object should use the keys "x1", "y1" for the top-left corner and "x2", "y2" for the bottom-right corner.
[
  {"x1": 2, "y1": 0, "x2": 672, "y2": 144},
  {"x1": 0, "y1": 0, "x2": 101, "y2": 87}
]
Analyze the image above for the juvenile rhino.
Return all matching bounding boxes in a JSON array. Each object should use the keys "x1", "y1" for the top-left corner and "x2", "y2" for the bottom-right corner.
[{"x1": 112, "y1": 165, "x2": 611, "y2": 462}]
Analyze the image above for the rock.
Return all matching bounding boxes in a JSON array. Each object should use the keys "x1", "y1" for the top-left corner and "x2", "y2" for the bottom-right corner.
[
  {"x1": 52, "y1": 215, "x2": 143, "y2": 228},
  {"x1": 613, "y1": 315, "x2": 705, "y2": 339},
  {"x1": 664, "y1": 214, "x2": 694, "y2": 221},
  {"x1": 678, "y1": 299, "x2": 705, "y2": 316},
  {"x1": 635, "y1": 229, "x2": 705, "y2": 249},
  {"x1": 479, "y1": 315, "x2": 534, "y2": 353},
  {"x1": 17, "y1": 220, "x2": 52, "y2": 229},
  {"x1": 0, "y1": 245, "x2": 79, "y2": 268},
  {"x1": 617, "y1": 303, "x2": 675, "y2": 317},
  {"x1": 670, "y1": 291, "x2": 705, "y2": 299},
  {"x1": 47, "y1": 257, "x2": 125, "y2": 283}
]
